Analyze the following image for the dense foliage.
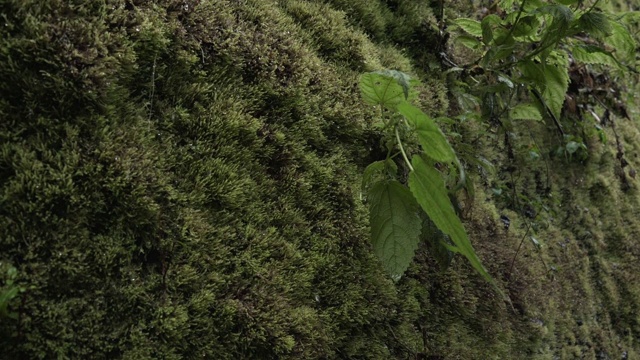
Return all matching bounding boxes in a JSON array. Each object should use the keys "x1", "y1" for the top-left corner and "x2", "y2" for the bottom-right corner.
[{"x1": 359, "y1": 71, "x2": 497, "y2": 290}]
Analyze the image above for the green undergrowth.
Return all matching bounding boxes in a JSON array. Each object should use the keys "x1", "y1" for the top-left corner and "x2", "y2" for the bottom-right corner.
[{"x1": 1, "y1": 0, "x2": 640, "y2": 359}]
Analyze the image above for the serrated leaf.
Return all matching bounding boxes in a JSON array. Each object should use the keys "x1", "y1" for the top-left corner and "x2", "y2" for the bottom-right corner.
[
  {"x1": 397, "y1": 102, "x2": 456, "y2": 162},
  {"x1": 536, "y1": 5, "x2": 573, "y2": 49},
  {"x1": 512, "y1": 15, "x2": 541, "y2": 38},
  {"x1": 368, "y1": 180, "x2": 422, "y2": 279},
  {"x1": 492, "y1": 26, "x2": 513, "y2": 45},
  {"x1": 481, "y1": 15, "x2": 501, "y2": 45},
  {"x1": 454, "y1": 18, "x2": 483, "y2": 37},
  {"x1": 571, "y1": 45, "x2": 620, "y2": 68},
  {"x1": 455, "y1": 35, "x2": 483, "y2": 50},
  {"x1": 607, "y1": 21, "x2": 636, "y2": 62},
  {"x1": 519, "y1": 60, "x2": 547, "y2": 88},
  {"x1": 359, "y1": 72, "x2": 406, "y2": 110},
  {"x1": 373, "y1": 70, "x2": 420, "y2": 101},
  {"x1": 482, "y1": 14, "x2": 502, "y2": 26},
  {"x1": 547, "y1": 49, "x2": 569, "y2": 66},
  {"x1": 510, "y1": 103, "x2": 543, "y2": 120},
  {"x1": 541, "y1": 52, "x2": 570, "y2": 119},
  {"x1": 535, "y1": 5, "x2": 573, "y2": 24},
  {"x1": 498, "y1": 0, "x2": 516, "y2": 11},
  {"x1": 523, "y1": 0, "x2": 545, "y2": 11},
  {"x1": 408, "y1": 156, "x2": 494, "y2": 284},
  {"x1": 620, "y1": 11, "x2": 640, "y2": 19},
  {"x1": 578, "y1": 11, "x2": 612, "y2": 38}
]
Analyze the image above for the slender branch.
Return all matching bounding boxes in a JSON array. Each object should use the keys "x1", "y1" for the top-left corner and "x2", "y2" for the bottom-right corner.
[
  {"x1": 500, "y1": 0, "x2": 528, "y2": 46},
  {"x1": 507, "y1": 219, "x2": 532, "y2": 279},
  {"x1": 493, "y1": 38, "x2": 556, "y2": 72},
  {"x1": 530, "y1": 88, "x2": 565, "y2": 138},
  {"x1": 585, "y1": 0, "x2": 602, "y2": 14}
]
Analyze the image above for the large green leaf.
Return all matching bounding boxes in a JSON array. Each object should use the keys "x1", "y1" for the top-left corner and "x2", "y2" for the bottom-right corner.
[
  {"x1": 454, "y1": 18, "x2": 483, "y2": 37},
  {"x1": 455, "y1": 35, "x2": 483, "y2": 50},
  {"x1": 408, "y1": 156, "x2": 493, "y2": 284},
  {"x1": 578, "y1": 11, "x2": 612, "y2": 38},
  {"x1": 397, "y1": 102, "x2": 456, "y2": 162},
  {"x1": 368, "y1": 180, "x2": 422, "y2": 279},
  {"x1": 481, "y1": 14, "x2": 501, "y2": 45},
  {"x1": 512, "y1": 15, "x2": 541, "y2": 39},
  {"x1": 535, "y1": 4, "x2": 573, "y2": 24},
  {"x1": 571, "y1": 45, "x2": 620, "y2": 68},
  {"x1": 519, "y1": 60, "x2": 547, "y2": 88},
  {"x1": 510, "y1": 103, "x2": 543, "y2": 121},
  {"x1": 373, "y1": 70, "x2": 420, "y2": 101},
  {"x1": 362, "y1": 159, "x2": 397, "y2": 193},
  {"x1": 498, "y1": 0, "x2": 516, "y2": 11},
  {"x1": 522, "y1": 0, "x2": 546, "y2": 11},
  {"x1": 535, "y1": 5, "x2": 573, "y2": 50},
  {"x1": 606, "y1": 21, "x2": 636, "y2": 62},
  {"x1": 359, "y1": 72, "x2": 406, "y2": 110},
  {"x1": 541, "y1": 52, "x2": 570, "y2": 120}
]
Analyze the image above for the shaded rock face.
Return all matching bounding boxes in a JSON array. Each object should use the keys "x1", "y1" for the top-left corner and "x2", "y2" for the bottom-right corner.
[{"x1": 0, "y1": 0, "x2": 639, "y2": 359}]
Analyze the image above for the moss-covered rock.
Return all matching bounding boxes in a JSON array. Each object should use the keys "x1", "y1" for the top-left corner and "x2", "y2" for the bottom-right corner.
[{"x1": 0, "y1": 0, "x2": 430, "y2": 358}]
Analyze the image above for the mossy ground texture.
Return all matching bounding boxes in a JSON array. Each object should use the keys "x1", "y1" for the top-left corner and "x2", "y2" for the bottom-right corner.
[{"x1": 1, "y1": 0, "x2": 639, "y2": 359}]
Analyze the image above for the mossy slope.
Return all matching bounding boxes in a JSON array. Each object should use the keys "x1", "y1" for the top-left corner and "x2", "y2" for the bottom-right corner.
[
  {"x1": 0, "y1": 0, "x2": 440, "y2": 358},
  {"x1": 1, "y1": 0, "x2": 639, "y2": 359}
]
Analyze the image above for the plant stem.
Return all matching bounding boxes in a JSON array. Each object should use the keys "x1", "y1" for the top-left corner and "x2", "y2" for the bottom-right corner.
[
  {"x1": 500, "y1": 0, "x2": 528, "y2": 46},
  {"x1": 507, "y1": 220, "x2": 532, "y2": 280},
  {"x1": 585, "y1": 0, "x2": 602, "y2": 14},
  {"x1": 530, "y1": 88, "x2": 565, "y2": 138},
  {"x1": 395, "y1": 125, "x2": 414, "y2": 172}
]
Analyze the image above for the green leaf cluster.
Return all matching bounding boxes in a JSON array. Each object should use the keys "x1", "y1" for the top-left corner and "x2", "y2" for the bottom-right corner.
[
  {"x1": 359, "y1": 70, "x2": 498, "y2": 290},
  {"x1": 450, "y1": 0, "x2": 636, "y2": 159},
  {"x1": 358, "y1": 0, "x2": 637, "y2": 294}
]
